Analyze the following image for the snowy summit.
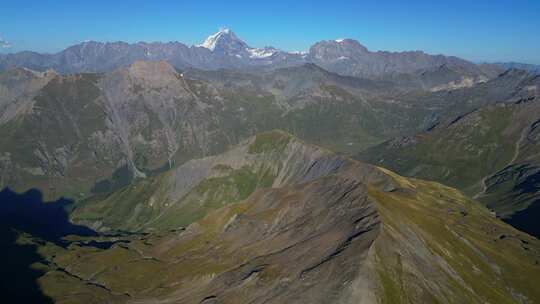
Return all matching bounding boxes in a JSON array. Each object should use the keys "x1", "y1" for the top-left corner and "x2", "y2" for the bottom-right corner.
[
  {"x1": 198, "y1": 28, "x2": 237, "y2": 51},
  {"x1": 196, "y1": 28, "x2": 280, "y2": 59}
]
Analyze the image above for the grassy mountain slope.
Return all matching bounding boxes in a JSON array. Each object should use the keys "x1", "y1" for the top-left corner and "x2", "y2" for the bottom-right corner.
[
  {"x1": 0, "y1": 63, "x2": 533, "y2": 203},
  {"x1": 357, "y1": 79, "x2": 540, "y2": 237},
  {"x1": 14, "y1": 131, "x2": 536, "y2": 303}
]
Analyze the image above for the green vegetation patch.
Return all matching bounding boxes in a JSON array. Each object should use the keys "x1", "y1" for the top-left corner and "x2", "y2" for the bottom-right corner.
[
  {"x1": 369, "y1": 177, "x2": 540, "y2": 304},
  {"x1": 377, "y1": 267, "x2": 403, "y2": 304},
  {"x1": 248, "y1": 130, "x2": 291, "y2": 154},
  {"x1": 155, "y1": 166, "x2": 276, "y2": 229}
]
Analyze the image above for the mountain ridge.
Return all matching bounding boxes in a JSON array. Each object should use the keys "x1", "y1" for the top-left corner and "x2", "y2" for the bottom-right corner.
[
  {"x1": 494, "y1": 62, "x2": 540, "y2": 75},
  {"x1": 26, "y1": 130, "x2": 540, "y2": 303},
  {"x1": 0, "y1": 29, "x2": 502, "y2": 79},
  {"x1": 0, "y1": 60, "x2": 533, "y2": 202},
  {"x1": 356, "y1": 78, "x2": 540, "y2": 237}
]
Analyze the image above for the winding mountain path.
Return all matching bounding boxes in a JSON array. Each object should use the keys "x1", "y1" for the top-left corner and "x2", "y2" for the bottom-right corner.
[{"x1": 474, "y1": 125, "x2": 529, "y2": 199}]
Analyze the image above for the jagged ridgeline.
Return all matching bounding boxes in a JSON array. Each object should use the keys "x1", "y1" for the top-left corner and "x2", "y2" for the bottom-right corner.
[
  {"x1": 0, "y1": 28, "x2": 499, "y2": 79},
  {"x1": 21, "y1": 131, "x2": 538, "y2": 303}
]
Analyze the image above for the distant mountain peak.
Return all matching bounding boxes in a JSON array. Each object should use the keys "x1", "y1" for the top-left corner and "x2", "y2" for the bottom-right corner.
[
  {"x1": 196, "y1": 28, "x2": 282, "y2": 59},
  {"x1": 197, "y1": 28, "x2": 247, "y2": 52},
  {"x1": 311, "y1": 38, "x2": 369, "y2": 53},
  {"x1": 335, "y1": 38, "x2": 369, "y2": 51},
  {"x1": 0, "y1": 32, "x2": 491, "y2": 79}
]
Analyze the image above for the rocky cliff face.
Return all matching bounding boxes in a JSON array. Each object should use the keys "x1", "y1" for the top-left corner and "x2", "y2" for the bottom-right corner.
[{"x1": 25, "y1": 131, "x2": 540, "y2": 303}]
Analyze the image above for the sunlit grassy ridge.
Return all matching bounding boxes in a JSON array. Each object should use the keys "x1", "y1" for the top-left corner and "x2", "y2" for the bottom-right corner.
[
  {"x1": 72, "y1": 164, "x2": 277, "y2": 232},
  {"x1": 23, "y1": 132, "x2": 540, "y2": 303},
  {"x1": 369, "y1": 171, "x2": 540, "y2": 303},
  {"x1": 248, "y1": 130, "x2": 292, "y2": 154},
  {"x1": 357, "y1": 101, "x2": 540, "y2": 233}
]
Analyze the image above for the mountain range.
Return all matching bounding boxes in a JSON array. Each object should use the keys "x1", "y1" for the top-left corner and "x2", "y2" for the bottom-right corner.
[
  {"x1": 2, "y1": 60, "x2": 535, "y2": 202},
  {"x1": 0, "y1": 28, "x2": 503, "y2": 80},
  {"x1": 4, "y1": 131, "x2": 540, "y2": 303},
  {"x1": 495, "y1": 62, "x2": 540, "y2": 75},
  {"x1": 2, "y1": 28, "x2": 540, "y2": 303}
]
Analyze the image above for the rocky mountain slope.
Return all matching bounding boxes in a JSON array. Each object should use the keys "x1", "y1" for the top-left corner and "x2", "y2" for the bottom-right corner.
[
  {"x1": 0, "y1": 67, "x2": 57, "y2": 123},
  {"x1": 306, "y1": 38, "x2": 498, "y2": 80},
  {"x1": 357, "y1": 74, "x2": 540, "y2": 237},
  {"x1": 0, "y1": 29, "x2": 501, "y2": 81},
  {"x1": 0, "y1": 61, "x2": 393, "y2": 199},
  {"x1": 0, "y1": 61, "x2": 530, "y2": 201},
  {"x1": 6, "y1": 131, "x2": 539, "y2": 303}
]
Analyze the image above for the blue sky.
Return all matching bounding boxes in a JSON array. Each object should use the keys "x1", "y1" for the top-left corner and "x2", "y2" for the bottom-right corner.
[{"x1": 1, "y1": 0, "x2": 539, "y2": 64}]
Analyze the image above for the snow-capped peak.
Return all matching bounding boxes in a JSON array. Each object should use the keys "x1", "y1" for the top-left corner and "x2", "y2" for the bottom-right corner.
[
  {"x1": 197, "y1": 28, "x2": 283, "y2": 59},
  {"x1": 335, "y1": 39, "x2": 346, "y2": 43},
  {"x1": 198, "y1": 28, "x2": 228, "y2": 50},
  {"x1": 198, "y1": 28, "x2": 246, "y2": 51}
]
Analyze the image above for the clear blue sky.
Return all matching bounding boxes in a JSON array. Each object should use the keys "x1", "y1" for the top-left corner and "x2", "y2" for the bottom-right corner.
[{"x1": 1, "y1": 0, "x2": 539, "y2": 64}]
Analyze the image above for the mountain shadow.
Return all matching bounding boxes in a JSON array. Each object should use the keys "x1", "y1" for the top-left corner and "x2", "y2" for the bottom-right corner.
[
  {"x1": 505, "y1": 200, "x2": 540, "y2": 239},
  {"x1": 0, "y1": 187, "x2": 98, "y2": 303}
]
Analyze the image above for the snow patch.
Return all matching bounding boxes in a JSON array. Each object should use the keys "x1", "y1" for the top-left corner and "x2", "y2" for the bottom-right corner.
[
  {"x1": 198, "y1": 28, "x2": 232, "y2": 51},
  {"x1": 247, "y1": 48, "x2": 277, "y2": 59}
]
